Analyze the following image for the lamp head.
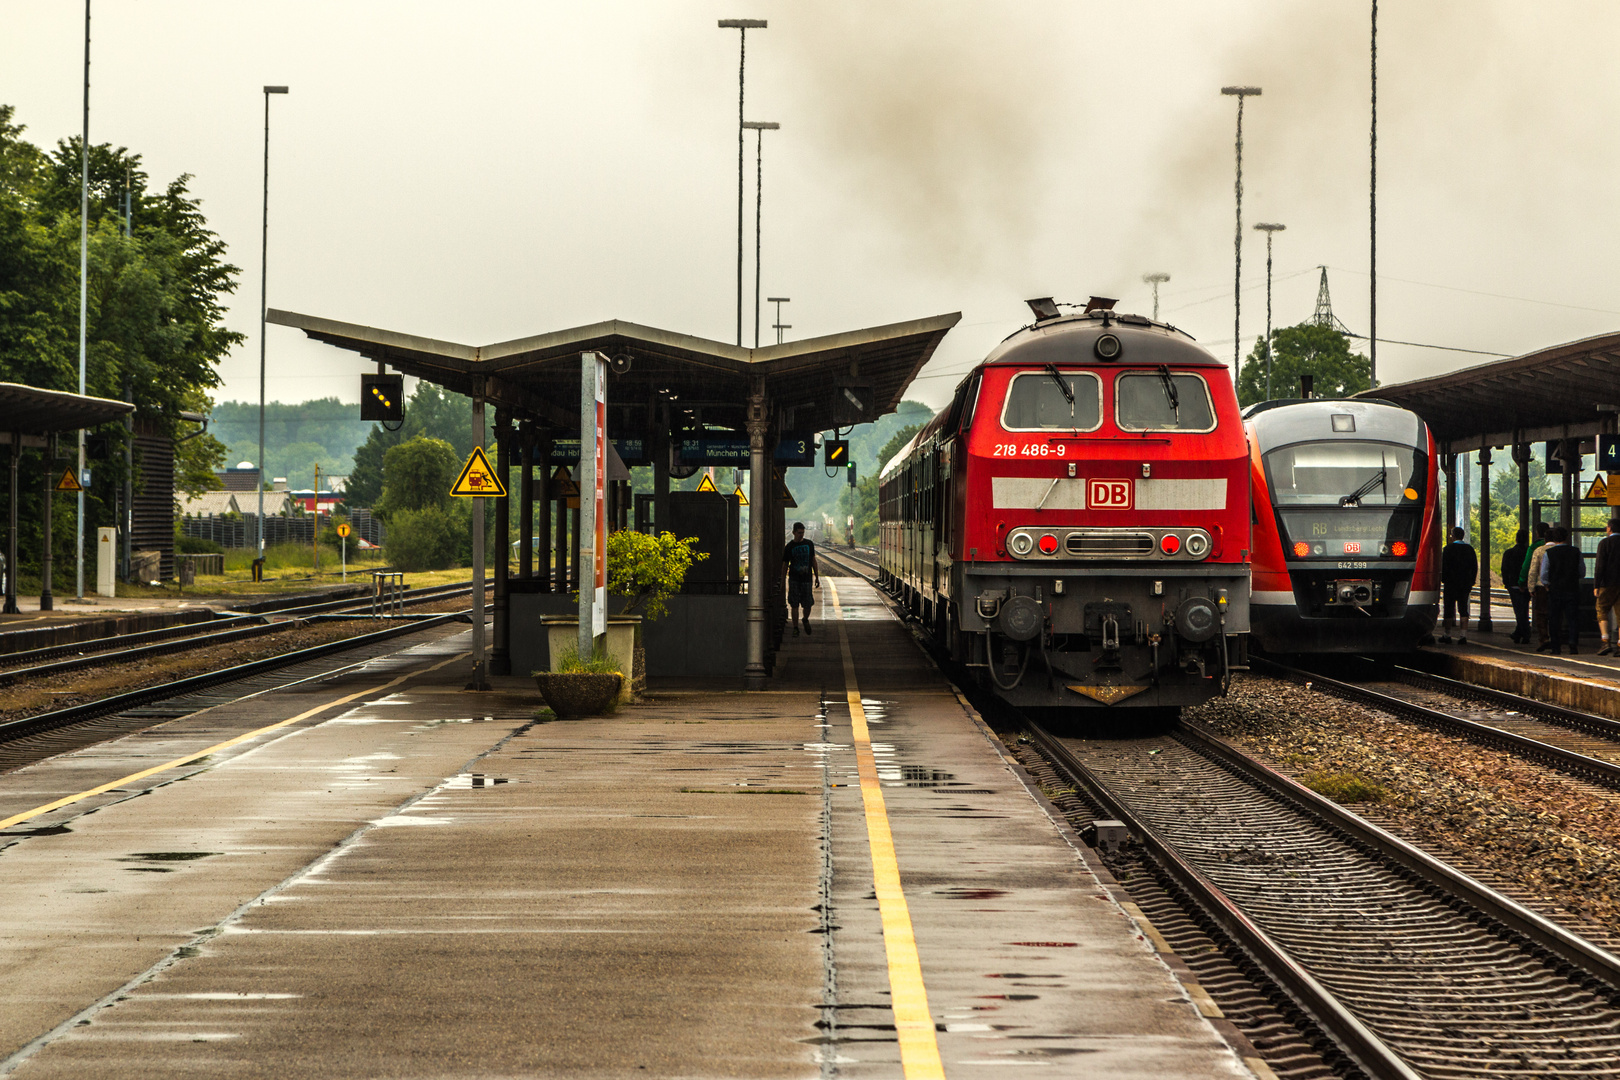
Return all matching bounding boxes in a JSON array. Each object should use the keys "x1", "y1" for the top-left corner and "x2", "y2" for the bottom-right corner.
[
  {"x1": 718, "y1": 18, "x2": 767, "y2": 28},
  {"x1": 1220, "y1": 85, "x2": 1261, "y2": 97},
  {"x1": 264, "y1": 86, "x2": 289, "y2": 94}
]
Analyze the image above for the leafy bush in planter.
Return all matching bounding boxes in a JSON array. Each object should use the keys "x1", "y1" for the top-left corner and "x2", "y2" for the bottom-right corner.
[{"x1": 605, "y1": 530, "x2": 708, "y2": 619}]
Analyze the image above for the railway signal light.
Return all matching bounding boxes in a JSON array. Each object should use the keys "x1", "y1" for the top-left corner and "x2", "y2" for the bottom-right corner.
[
  {"x1": 824, "y1": 439, "x2": 849, "y2": 467},
  {"x1": 361, "y1": 374, "x2": 404, "y2": 422},
  {"x1": 847, "y1": 460, "x2": 857, "y2": 487}
]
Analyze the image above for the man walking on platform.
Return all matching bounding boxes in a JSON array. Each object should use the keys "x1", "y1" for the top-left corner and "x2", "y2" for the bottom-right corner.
[
  {"x1": 1544, "y1": 524, "x2": 1583, "y2": 655},
  {"x1": 1439, "y1": 527, "x2": 1477, "y2": 645},
  {"x1": 1503, "y1": 528, "x2": 1530, "y2": 644},
  {"x1": 1595, "y1": 518, "x2": 1620, "y2": 656},
  {"x1": 782, "y1": 521, "x2": 820, "y2": 637}
]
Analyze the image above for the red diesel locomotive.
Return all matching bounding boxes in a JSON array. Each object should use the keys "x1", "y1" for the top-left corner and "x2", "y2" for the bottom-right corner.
[
  {"x1": 878, "y1": 300, "x2": 1251, "y2": 718},
  {"x1": 1244, "y1": 398, "x2": 1440, "y2": 653}
]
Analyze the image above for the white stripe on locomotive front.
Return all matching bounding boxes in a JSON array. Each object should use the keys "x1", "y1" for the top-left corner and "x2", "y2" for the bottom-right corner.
[{"x1": 991, "y1": 477, "x2": 1228, "y2": 511}]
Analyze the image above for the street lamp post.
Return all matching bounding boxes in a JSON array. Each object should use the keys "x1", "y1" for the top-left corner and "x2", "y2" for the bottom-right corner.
[
  {"x1": 1221, "y1": 85, "x2": 1261, "y2": 386},
  {"x1": 258, "y1": 85, "x2": 288, "y2": 566},
  {"x1": 1369, "y1": 0, "x2": 1378, "y2": 386},
  {"x1": 768, "y1": 297, "x2": 791, "y2": 345},
  {"x1": 1142, "y1": 272, "x2": 1170, "y2": 321},
  {"x1": 1253, "y1": 223, "x2": 1285, "y2": 400},
  {"x1": 742, "y1": 120, "x2": 779, "y2": 348},
  {"x1": 76, "y1": 0, "x2": 90, "y2": 599},
  {"x1": 718, "y1": 19, "x2": 766, "y2": 347}
]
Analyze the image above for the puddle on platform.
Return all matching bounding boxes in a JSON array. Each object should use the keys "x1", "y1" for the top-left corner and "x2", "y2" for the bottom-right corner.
[
  {"x1": 1, "y1": 824, "x2": 71, "y2": 838},
  {"x1": 1009, "y1": 941, "x2": 1078, "y2": 948},
  {"x1": 978, "y1": 994, "x2": 1040, "y2": 1001},
  {"x1": 936, "y1": 887, "x2": 1008, "y2": 900},
  {"x1": 441, "y1": 773, "x2": 519, "y2": 789},
  {"x1": 120, "y1": 852, "x2": 220, "y2": 870}
]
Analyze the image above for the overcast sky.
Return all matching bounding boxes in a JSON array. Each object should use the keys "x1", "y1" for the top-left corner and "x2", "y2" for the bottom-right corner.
[{"x1": 7, "y1": 1, "x2": 1620, "y2": 414}]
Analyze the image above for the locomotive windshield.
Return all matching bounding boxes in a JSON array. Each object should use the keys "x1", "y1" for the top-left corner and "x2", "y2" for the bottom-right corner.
[
  {"x1": 1115, "y1": 372, "x2": 1215, "y2": 432},
  {"x1": 1001, "y1": 370, "x2": 1101, "y2": 431}
]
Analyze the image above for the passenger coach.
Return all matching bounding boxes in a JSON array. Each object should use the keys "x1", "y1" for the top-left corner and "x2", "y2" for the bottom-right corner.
[{"x1": 879, "y1": 299, "x2": 1250, "y2": 720}]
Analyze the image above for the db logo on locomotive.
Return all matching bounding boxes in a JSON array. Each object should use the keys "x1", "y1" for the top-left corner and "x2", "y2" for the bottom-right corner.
[{"x1": 1088, "y1": 479, "x2": 1132, "y2": 509}]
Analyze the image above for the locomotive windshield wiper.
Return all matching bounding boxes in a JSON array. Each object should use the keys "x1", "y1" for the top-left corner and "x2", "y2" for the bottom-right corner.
[
  {"x1": 1045, "y1": 363, "x2": 1074, "y2": 406},
  {"x1": 1339, "y1": 468, "x2": 1388, "y2": 506},
  {"x1": 1156, "y1": 365, "x2": 1180, "y2": 419}
]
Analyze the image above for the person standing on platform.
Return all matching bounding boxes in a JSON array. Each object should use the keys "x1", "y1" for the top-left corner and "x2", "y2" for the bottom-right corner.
[
  {"x1": 1594, "y1": 517, "x2": 1620, "y2": 656},
  {"x1": 1544, "y1": 524, "x2": 1584, "y2": 655},
  {"x1": 782, "y1": 521, "x2": 820, "y2": 637},
  {"x1": 1524, "y1": 521, "x2": 1553, "y2": 651},
  {"x1": 1502, "y1": 528, "x2": 1530, "y2": 644},
  {"x1": 1439, "y1": 527, "x2": 1478, "y2": 645}
]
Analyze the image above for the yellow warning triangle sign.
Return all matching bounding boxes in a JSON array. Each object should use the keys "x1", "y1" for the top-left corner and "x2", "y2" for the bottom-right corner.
[
  {"x1": 733, "y1": 485, "x2": 749, "y2": 506},
  {"x1": 450, "y1": 446, "x2": 506, "y2": 497},
  {"x1": 54, "y1": 468, "x2": 83, "y2": 492},
  {"x1": 1587, "y1": 474, "x2": 1609, "y2": 502},
  {"x1": 549, "y1": 466, "x2": 579, "y2": 498},
  {"x1": 695, "y1": 474, "x2": 719, "y2": 493}
]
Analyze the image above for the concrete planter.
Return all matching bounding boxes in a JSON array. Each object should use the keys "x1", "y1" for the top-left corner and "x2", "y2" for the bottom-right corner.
[
  {"x1": 532, "y1": 672, "x2": 623, "y2": 718},
  {"x1": 538, "y1": 615, "x2": 643, "y2": 702}
]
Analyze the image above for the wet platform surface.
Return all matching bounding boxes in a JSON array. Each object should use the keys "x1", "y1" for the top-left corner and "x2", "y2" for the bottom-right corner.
[{"x1": 0, "y1": 581, "x2": 1249, "y2": 1078}]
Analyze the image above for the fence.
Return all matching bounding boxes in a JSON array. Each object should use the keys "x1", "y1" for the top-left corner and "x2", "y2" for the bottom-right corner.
[{"x1": 179, "y1": 511, "x2": 386, "y2": 551}]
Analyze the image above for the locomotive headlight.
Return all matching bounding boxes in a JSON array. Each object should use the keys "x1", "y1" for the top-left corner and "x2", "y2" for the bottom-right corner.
[
  {"x1": 1292, "y1": 541, "x2": 1310, "y2": 558},
  {"x1": 1009, "y1": 532, "x2": 1034, "y2": 556},
  {"x1": 1037, "y1": 533, "x2": 1060, "y2": 555},
  {"x1": 1094, "y1": 333, "x2": 1122, "y2": 360},
  {"x1": 1159, "y1": 533, "x2": 1182, "y2": 555},
  {"x1": 1391, "y1": 540, "x2": 1408, "y2": 557},
  {"x1": 1184, "y1": 531, "x2": 1210, "y2": 558}
]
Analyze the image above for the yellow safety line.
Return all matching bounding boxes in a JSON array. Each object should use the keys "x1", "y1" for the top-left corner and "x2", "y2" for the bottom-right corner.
[
  {"x1": 0, "y1": 651, "x2": 468, "y2": 832},
  {"x1": 828, "y1": 580, "x2": 945, "y2": 1079}
]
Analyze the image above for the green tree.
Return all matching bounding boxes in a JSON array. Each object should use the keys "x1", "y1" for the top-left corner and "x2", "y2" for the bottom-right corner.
[
  {"x1": 0, "y1": 105, "x2": 240, "y2": 581},
  {"x1": 376, "y1": 436, "x2": 459, "y2": 518},
  {"x1": 1237, "y1": 322, "x2": 1371, "y2": 407}
]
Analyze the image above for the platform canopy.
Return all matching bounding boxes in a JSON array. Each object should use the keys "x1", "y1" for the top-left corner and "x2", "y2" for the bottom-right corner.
[
  {"x1": 0, "y1": 382, "x2": 135, "y2": 440},
  {"x1": 267, "y1": 310, "x2": 961, "y2": 436},
  {"x1": 1360, "y1": 332, "x2": 1620, "y2": 453}
]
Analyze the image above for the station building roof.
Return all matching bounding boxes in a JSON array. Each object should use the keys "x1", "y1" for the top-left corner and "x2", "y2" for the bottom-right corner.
[
  {"x1": 1358, "y1": 331, "x2": 1620, "y2": 453},
  {"x1": 267, "y1": 310, "x2": 961, "y2": 436},
  {"x1": 0, "y1": 383, "x2": 135, "y2": 438}
]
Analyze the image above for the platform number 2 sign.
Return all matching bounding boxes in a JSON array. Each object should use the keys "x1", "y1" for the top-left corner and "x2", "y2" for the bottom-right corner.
[{"x1": 1089, "y1": 479, "x2": 1132, "y2": 509}]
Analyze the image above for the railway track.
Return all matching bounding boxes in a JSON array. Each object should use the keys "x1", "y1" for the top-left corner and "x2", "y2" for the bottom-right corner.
[
  {"x1": 1029, "y1": 719, "x2": 1620, "y2": 1079},
  {"x1": 1259, "y1": 657, "x2": 1620, "y2": 793},
  {"x1": 0, "y1": 580, "x2": 481, "y2": 686},
  {"x1": 0, "y1": 606, "x2": 476, "y2": 775}
]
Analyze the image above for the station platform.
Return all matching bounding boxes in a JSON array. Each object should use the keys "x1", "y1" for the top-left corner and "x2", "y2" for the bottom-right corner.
[
  {"x1": 1420, "y1": 591, "x2": 1620, "y2": 720},
  {"x1": 0, "y1": 577, "x2": 1251, "y2": 1077}
]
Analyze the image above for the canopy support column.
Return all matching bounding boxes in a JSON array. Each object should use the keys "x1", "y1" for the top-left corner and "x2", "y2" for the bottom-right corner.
[
  {"x1": 1560, "y1": 440, "x2": 1575, "y2": 531},
  {"x1": 1443, "y1": 453, "x2": 1457, "y2": 543},
  {"x1": 1513, "y1": 441, "x2": 1531, "y2": 541},
  {"x1": 536, "y1": 439, "x2": 550, "y2": 590},
  {"x1": 653, "y1": 401, "x2": 670, "y2": 536},
  {"x1": 492, "y1": 412, "x2": 511, "y2": 677},
  {"x1": 746, "y1": 380, "x2": 769, "y2": 689},
  {"x1": 40, "y1": 435, "x2": 53, "y2": 611},
  {"x1": 1477, "y1": 447, "x2": 1493, "y2": 634},
  {"x1": 468, "y1": 393, "x2": 490, "y2": 691},
  {"x1": 5, "y1": 430, "x2": 18, "y2": 615}
]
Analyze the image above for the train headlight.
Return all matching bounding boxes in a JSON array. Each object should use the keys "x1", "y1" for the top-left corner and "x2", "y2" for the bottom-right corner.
[
  {"x1": 1391, "y1": 540, "x2": 1408, "y2": 557},
  {"x1": 1094, "y1": 333, "x2": 1122, "y2": 360},
  {"x1": 1292, "y1": 541, "x2": 1310, "y2": 558},
  {"x1": 1037, "y1": 533, "x2": 1059, "y2": 555},
  {"x1": 1159, "y1": 533, "x2": 1182, "y2": 555},
  {"x1": 1184, "y1": 531, "x2": 1210, "y2": 558},
  {"x1": 1009, "y1": 532, "x2": 1034, "y2": 556}
]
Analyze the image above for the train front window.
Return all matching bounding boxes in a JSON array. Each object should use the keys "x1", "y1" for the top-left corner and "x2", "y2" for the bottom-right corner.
[
  {"x1": 1114, "y1": 372, "x2": 1215, "y2": 432},
  {"x1": 1000, "y1": 370, "x2": 1101, "y2": 431},
  {"x1": 1265, "y1": 441, "x2": 1421, "y2": 507}
]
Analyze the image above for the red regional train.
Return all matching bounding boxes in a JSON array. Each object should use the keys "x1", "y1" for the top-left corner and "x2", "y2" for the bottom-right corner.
[
  {"x1": 878, "y1": 299, "x2": 1250, "y2": 720},
  {"x1": 1244, "y1": 398, "x2": 1440, "y2": 653}
]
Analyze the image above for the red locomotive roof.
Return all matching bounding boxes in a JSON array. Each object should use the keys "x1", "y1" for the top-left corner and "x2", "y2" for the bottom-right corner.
[{"x1": 983, "y1": 311, "x2": 1222, "y2": 369}]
